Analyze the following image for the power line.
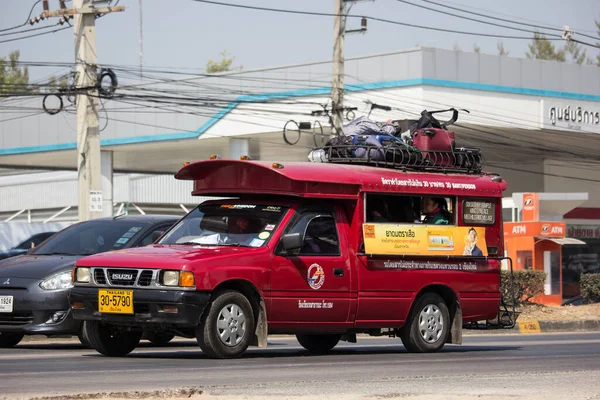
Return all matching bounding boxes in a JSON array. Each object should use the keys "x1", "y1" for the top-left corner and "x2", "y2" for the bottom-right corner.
[
  {"x1": 395, "y1": 0, "x2": 562, "y2": 38},
  {"x1": 422, "y1": 0, "x2": 600, "y2": 41},
  {"x1": 0, "y1": 0, "x2": 43, "y2": 33},
  {"x1": 0, "y1": 25, "x2": 70, "y2": 45},
  {"x1": 190, "y1": 0, "x2": 558, "y2": 40}
]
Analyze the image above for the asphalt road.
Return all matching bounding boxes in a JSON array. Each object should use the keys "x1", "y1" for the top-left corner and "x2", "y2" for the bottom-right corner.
[{"x1": 1, "y1": 332, "x2": 600, "y2": 400}]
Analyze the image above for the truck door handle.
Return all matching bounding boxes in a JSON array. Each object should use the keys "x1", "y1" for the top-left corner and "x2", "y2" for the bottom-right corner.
[{"x1": 333, "y1": 268, "x2": 345, "y2": 277}]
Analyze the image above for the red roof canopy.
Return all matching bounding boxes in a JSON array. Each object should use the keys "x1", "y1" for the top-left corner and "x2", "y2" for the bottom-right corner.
[{"x1": 175, "y1": 160, "x2": 507, "y2": 199}]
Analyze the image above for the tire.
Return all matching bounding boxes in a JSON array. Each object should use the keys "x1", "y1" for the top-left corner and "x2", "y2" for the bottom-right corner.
[
  {"x1": 196, "y1": 290, "x2": 254, "y2": 359},
  {"x1": 400, "y1": 293, "x2": 450, "y2": 353},
  {"x1": 296, "y1": 334, "x2": 341, "y2": 353},
  {"x1": 0, "y1": 332, "x2": 24, "y2": 348},
  {"x1": 77, "y1": 322, "x2": 92, "y2": 348},
  {"x1": 145, "y1": 332, "x2": 175, "y2": 346},
  {"x1": 84, "y1": 321, "x2": 142, "y2": 357}
]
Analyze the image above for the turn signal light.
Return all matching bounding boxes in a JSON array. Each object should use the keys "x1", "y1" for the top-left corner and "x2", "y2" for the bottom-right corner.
[
  {"x1": 272, "y1": 162, "x2": 284, "y2": 169},
  {"x1": 209, "y1": 154, "x2": 222, "y2": 160},
  {"x1": 179, "y1": 271, "x2": 195, "y2": 287},
  {"x1": 240, "y1": 155, "x2": 251, "y2": 160},
  {"x1": 183, "y1": 161, "x2": 190, "y2": 166}
]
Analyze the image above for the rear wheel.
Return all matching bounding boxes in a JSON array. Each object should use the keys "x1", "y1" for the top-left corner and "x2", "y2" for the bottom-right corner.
[
  {"x1": 196, "y1": 290, "x2": 254, "y2": 359},
  {"x1": 400, "y1": 293, "x2": 449, "y2": 353},
  {"x1": 0, "y1": 332, "x2": 24, "y2": 348},
  {"x1": 84, "y1": 321, "x2": 142, "y2": 357},
  {"x1": 296, "y1": 334, "x2": 341, "y2": 353},
  {"x1": 145, "y1": 332, "x2": 175, "y2": 346}
]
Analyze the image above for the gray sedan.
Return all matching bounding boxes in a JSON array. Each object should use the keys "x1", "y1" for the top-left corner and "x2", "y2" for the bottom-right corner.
[{"x1": 0, "y1": 214, "x2": 179, "y2": 348}]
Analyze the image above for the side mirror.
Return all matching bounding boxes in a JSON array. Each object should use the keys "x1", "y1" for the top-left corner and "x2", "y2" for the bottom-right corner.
[
  {"x1": 280, "y1": 232, "x2": 303, "y2": 252},
  {"x1": 151, "y1": 231, "x2": 165, "y2": 243}
]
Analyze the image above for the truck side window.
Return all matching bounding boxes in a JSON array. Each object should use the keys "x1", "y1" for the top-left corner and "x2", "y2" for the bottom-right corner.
[
  {"x1": 280, "y1": 209, "x2": 340, "y2": 256},
  {"x1": 300, "y1": 216, "x2": 340, "y2": 256}
]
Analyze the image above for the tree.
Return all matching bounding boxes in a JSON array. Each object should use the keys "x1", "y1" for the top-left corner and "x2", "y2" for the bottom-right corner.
[
  {"x1": 473, "y1": 44, "x2": 481, "y2": 54},
  {"x1": 526, "y1": 32, "x2": 566, "y2": 62},
  {"x1": 46, "y1": 74, "x2": 69, "y2": 93},
  {"x1": 206, "y1": 50, "x2": 238, "y2": 74},
  {"x1": 0, "y1": 50, "x2": 32, "y2": 95},
  {"x1": 563, "y1": 40, "x2": 587, "y2": 64},
  {"x1": 497, "y1": 41, "x2": 509, "y2": 56}
]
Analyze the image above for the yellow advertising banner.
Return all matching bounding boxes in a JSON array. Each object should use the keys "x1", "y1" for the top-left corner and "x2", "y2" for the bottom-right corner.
[{"x1": 363, "y1": 224, "x2": 488, "y2": 257}]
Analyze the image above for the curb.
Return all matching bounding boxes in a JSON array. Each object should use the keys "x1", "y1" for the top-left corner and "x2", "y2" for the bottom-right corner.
[{"x1": 515, "y1": 319, "x2": 600, "y2": 334}]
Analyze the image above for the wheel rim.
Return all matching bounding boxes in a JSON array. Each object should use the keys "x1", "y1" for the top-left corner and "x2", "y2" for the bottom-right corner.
[
  {"x1": 216, "y1": 303, "x2": 246, "y2": 347},
  {"x1": 418, "y1": 303, "x2": 444, "y2": 344}
]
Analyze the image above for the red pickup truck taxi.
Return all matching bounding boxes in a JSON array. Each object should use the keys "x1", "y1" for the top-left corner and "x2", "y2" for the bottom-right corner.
[{"x1": 69, "y1": 155, "x2": 509, "y2": 359}]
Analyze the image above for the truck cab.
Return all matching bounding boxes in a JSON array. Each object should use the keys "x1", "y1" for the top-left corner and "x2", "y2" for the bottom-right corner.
[{"x1": 70, "y1": 158, "x2": 509, "y2": 359}]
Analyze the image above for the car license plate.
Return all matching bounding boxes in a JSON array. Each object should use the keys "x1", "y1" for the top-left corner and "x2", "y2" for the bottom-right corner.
[
  {"x1": 0, "y1": 295, "x2": 13, "y2": 313},
  {"x1": 98, "y1": 289, "x2": 133, "y2": 314}
]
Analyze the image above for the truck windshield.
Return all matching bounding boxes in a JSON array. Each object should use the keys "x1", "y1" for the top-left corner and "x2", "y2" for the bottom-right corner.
[{"x1": 158, "y1": 203, "x2": 288, "y2": 247}]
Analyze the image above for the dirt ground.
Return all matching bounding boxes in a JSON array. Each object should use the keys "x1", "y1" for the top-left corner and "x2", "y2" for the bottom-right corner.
[{"x1": 517, "y1": 302, "x2": 600, "y2": 321}]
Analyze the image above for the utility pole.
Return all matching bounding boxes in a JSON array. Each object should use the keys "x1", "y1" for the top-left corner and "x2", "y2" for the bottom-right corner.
[
  {"x1": 331, "y1": 1, "x2": 367, "y2": 136},
  {"x1": 331, "y1": 0, "x2": 346, "y2": 136},
  {"x1": 42, "y1": 0, "x2": 124, "y2": 221}
]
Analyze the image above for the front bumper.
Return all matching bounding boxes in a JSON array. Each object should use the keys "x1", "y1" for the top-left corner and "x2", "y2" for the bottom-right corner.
[
  {"x1": 69, "y1": 287, "x2": 211, "y2": 329},
  {"x1": 0, "y1": 287, "x2": 81, "y2": 335}
]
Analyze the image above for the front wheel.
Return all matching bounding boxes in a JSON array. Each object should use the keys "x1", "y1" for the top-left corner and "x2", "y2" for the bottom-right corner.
[
  {"x1": 400, "y1": 293, "x2": 450, "y2": 353},
  {"x1": 0, "y1": 332, "x2": 24, "y2": 348},
  {"x1": 296, "y1": 334, "x2": 341, "y2": 353},
  {"x1": 84, "y1": 321, "x2": 142, "y2": 357},
  {"x1": 196, "y1": 290, "x2": 255, "y2": 359}
]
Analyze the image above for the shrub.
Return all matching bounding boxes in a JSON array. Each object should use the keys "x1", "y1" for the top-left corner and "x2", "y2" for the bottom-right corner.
[
  {"x1": 580, "y1": 274, "x2": 600, "y2": 303},
  {"x1": 501, "y1": 270, "x2": 546, "y2": 305}
]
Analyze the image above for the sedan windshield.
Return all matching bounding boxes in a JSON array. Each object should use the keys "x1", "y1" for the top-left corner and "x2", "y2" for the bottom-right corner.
[
  {"x1": 33, "y1": 220, "x2": 150, "y2": 256},
  {"x1": 159, "y1": 204, "x2": 288, "y2": 247}
]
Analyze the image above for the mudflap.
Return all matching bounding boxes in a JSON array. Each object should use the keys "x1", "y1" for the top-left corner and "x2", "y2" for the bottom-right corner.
[
  {"x1": 449, "y1": 300, "x2": 463, "y2": 344},
  {"x1": 251, "y1": 298, "x2": 268, "y2": 348}
]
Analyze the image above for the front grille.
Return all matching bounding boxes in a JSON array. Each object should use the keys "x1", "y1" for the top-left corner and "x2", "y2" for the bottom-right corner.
[
  {"x1": 94, "y1": 269, "x2": 107, "y2": 285},
  {"x1": 138, "y1": 270, "x2": 153, "y2": 286},
  {"x1": 107, "y1": 269, "x2": 139, "y2": 286},
  {"x1": 0, "y1": 312, "x2": 33, "y2": 326}
]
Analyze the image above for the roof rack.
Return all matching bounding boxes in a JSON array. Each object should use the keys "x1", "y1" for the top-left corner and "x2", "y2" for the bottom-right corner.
[{"x1": 308, "y1": 144, "x2": 485, "y2": 174}]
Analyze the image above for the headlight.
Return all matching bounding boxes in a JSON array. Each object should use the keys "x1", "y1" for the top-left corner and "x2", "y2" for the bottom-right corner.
[
  {"x1": 40, "y1": 271, "x2": 73, "y2": 290},
  {"x1": 75, "y1": 267, "x2": 91, "y2": 283},
  {"x1": 162, "y1": 271, "x2": 179, "y2": 286}
]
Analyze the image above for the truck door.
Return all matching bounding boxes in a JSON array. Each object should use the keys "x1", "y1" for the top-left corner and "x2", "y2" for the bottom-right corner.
[{"x1": 270, "y1": 205, "x2": 351, "y2": 327}]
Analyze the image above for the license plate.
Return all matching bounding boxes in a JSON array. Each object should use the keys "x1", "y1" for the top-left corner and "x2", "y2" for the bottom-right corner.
[
  {"x1": 0, "y1": 295, "x2": 13, "y2": 313},
  {"x1": 98, "y1": 289, "x2": 133, "y2": 314}
]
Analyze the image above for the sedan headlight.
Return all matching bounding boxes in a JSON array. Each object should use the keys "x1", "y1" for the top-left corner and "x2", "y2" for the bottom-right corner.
[
  {"x1": 40, "y1": 271, "x2": 73, "y2": 290},
  {"x1": 162, "y1": 270, "x2": 179, "y2": 286}
]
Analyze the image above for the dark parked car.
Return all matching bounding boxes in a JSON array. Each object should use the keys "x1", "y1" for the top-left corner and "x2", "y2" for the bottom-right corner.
[
  {"x1": 0, "y1": 232, "x2": 57, "y2": 261},
  {"x1": 0, "y1": 214, "x2": 179, "y2": 348}
]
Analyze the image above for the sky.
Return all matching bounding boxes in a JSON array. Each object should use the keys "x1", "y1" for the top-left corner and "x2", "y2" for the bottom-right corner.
[{"x1": 0, "y1": 0, "x2": 599, "y2": 82}]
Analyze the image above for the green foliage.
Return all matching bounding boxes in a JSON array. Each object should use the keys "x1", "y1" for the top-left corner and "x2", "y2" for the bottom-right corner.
[
  {"x1": 206, "y1": 50, "x2": 237, "y2": 74},
  {"x1": 501, "y1": 270, "x2": 547, "y2": 305},
  {"x1": 473, "y1": 44, "x2": 481, "y2": 54},
  {"x1": 580, "y1": 274, "x2": 600, "y2": 303},
  {"x1": 0, "y1": 50, "x2": 32, "y2": 95},
  {"x1": 526, "y1": 32, "x2": 566, "y2": 61},
  {"x1": 497, "y1": 41, "x2": 509, "y2": 56},
  {"x1": 564, "y1": 41, "x2": 587, "y2": 65}
]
